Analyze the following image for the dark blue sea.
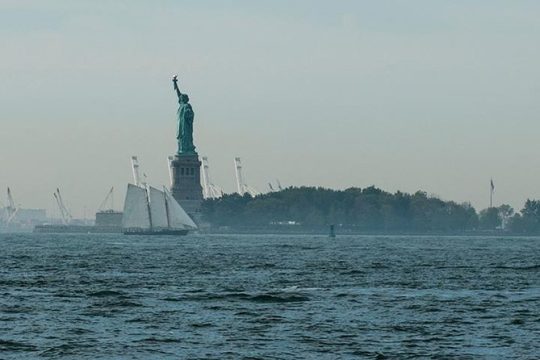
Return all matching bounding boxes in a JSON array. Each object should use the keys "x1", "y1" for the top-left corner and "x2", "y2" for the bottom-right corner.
[{"x1": 0, "y1": 234, "x2": 539, "y2": 359}]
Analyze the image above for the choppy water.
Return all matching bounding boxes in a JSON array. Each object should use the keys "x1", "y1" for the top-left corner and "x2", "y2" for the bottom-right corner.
[{"x1": 0, "y1": 234, "x2": 539, "y2": 359}]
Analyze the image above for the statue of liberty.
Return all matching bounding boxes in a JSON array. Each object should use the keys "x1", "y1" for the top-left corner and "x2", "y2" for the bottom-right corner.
[{"x1": 172, "y1": 75, "x2": 196, "y2": 155}]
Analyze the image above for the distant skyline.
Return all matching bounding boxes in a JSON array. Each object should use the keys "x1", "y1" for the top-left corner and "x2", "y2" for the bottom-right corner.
[{"x1": 1, "y1": 1, "x2": 540, "y2": 217}]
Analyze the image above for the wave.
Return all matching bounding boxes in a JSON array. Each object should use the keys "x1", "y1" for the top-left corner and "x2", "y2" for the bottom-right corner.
[
  {"x1": 137, "y1": 337, "x2": 182, "y2": 343},
  {"x1": 492, "y1": 265, "x2": 540, "y2": 271},
  {"x1": 339, "y1": 269, "x2": 365, "y2": 275},
  {"x1": 0, "y1": 340, "x2": 36, "y2": 352},
  {"x1": 109, "y1": 300, "x2": 143, "y2": 307},
  {"x1": 87, "y1": 290, "x2": 127, "y2": 297},
  {"x1": 164, "y1": 291, "x2": 310, "y2": 303},
  {"x1": 249, "y1": 293, "x2": 309, "y2": 303},
  {"x1": 40, "y1": 343, "x2": 91, "y2": 357},
  {"x1": 0, "y1": 305, "x2": 33, "y2": 314}
]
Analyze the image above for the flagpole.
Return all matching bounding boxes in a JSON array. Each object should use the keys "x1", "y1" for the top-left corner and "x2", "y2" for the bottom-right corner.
[{"x1": 490, "y1": 179, "x2": 494, "y2": 208}]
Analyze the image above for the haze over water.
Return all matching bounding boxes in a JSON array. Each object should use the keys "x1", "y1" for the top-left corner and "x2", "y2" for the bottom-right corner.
[
  {"x1": 2, "y1": 1, "x2": 540, "y2": 215},
  {"x1": 1, "y1": 234, "x2": 538, "y2": 359}
]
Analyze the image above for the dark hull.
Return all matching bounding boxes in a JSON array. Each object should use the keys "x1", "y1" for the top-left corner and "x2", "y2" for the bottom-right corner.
[{"x1": 123, "y1": 229, "x2": 189, "y2": 236}]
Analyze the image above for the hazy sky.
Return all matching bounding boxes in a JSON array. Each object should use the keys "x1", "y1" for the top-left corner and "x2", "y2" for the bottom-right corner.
[{"x1": 1, "y1": 0, "x2": 539, "y2": 217}]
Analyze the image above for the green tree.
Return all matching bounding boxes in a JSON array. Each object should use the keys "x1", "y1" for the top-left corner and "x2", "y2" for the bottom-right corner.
[
  {"x1": 497, "y1": 204, "x2": 514, "y2": 230},
  {"x1": 510, "y1": 200, "x2": 540, "y2": 233},
  {"x1": 201, "y1": 186, "x2": 480, "y2": 233},
  {"x1": 479, "y1": 207, "x2": 501, "y2": 230}
]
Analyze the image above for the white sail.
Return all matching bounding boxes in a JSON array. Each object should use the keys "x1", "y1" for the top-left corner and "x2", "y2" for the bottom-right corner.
[
  {"x1": 164, "y1": 188, "x2": 198, "y2": 230},
  {"x1": 122, "y1": 184, "x2": 151, "y2": 230},
  {"x1": 149, "y1": 186, "x2": 168, "y2": 229}
]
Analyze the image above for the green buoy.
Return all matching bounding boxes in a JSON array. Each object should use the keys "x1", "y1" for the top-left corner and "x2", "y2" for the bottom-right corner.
[{"x1": 329, "y1": 224, "x2": 336, "y2": 238}]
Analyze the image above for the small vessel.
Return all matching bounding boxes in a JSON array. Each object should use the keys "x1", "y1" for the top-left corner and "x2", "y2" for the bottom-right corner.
[{"x1": 122, "y1": 184, "x2": 197, "y2": 235}]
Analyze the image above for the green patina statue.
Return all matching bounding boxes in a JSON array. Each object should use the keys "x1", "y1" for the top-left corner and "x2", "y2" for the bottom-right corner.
[{"x1": 173, "y1": 75, "x2": 196, "y2": 155}]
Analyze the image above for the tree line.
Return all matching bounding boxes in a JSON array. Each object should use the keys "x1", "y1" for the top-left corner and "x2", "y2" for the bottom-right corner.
[
  {"x1": 200, "y1": 186, "x2": 535, "y2": 233},
  {"x1": 201, "y1": 186, "x2": 540, "y2": 234},
  {"x1": 480, "y1": 200, "x2": 540, "y2": 234}
]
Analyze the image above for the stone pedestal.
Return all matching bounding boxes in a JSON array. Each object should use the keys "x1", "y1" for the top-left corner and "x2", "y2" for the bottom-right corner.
[{"x1": 170, "y1": 154, "x2": 203, "y2": 219}]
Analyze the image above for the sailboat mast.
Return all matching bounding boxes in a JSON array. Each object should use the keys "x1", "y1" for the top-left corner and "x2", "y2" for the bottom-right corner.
[
  {"x1": 145, "y1": 185, "x2": 153, "y2": 230},
  {"x1": 163, "y1": 188, "x2": 171, "y2": 229}
]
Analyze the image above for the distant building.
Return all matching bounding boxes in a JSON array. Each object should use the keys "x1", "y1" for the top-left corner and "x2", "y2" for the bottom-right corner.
[
  {"x1": 1, "y1": 208, "x2": 47, "y2": 232},
  {"x1": 95, "y1": 210, "x2": 123, "y2": 227},
  {"x1": 3, "y1": 208, "x2": 47, "y2": 223}
]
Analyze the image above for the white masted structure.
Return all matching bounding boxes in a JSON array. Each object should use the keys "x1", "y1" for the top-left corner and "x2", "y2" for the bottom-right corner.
[
  {"x1": 201, "y1": 156, "x2": 224, "y2": 199},
  {"x1": 234, "y1": 157, "x2": 260, "y2": 197},
  {"x1": 122, "y1": 184, "x2": 197, "y2": 235}
]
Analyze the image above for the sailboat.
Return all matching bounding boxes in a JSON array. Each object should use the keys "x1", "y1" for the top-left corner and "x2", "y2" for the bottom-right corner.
[{"x1": 122, "y1": 184, "x2": 197, "y2": 235}]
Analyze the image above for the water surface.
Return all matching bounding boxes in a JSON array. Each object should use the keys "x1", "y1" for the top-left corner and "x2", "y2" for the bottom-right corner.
[{"x1": 1, "y1": 234, "x2": 539, "y2": 359}]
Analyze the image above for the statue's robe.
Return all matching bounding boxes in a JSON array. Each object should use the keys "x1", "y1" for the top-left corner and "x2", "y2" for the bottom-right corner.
[{"x1": 177, "y1": 103, "x2": 196, "y2": 154}]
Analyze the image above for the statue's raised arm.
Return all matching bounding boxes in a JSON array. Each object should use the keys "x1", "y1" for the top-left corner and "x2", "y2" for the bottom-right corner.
[{"x1": 172, "y1": 75, "x2": 182, "y2": 102}]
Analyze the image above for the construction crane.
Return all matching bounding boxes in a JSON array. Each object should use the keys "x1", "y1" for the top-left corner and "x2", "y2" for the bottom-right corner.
[
  {"x1": 6, "y1": 187, "x2": 19, "y2": 224},
  {"x1": 234, "y1": 157, "x2": 260, "y2": 197},
  {"x1": 234, "y1": 157, "x2": 245, "y2": 195},
  {"x1": 267, "y1": 179, "x2": 284, "y2": 193},
  {"x1": 201, "y1": 156, "x2": 223, "y2": 199},
  {"x1": 131, "y1": 156, "x2": 142, "y2": 187},
  {"x1": 201, "y1": 156, "x2": 211, "y2": 197},
  {"x1": 97, "y1": 187, "x2": 115, "y2": 212},
  {"x1": 54, "y1": 188, "x2": 72, "y2": 225},
  {"x1": 0, "y1": 198, "x2": 5, "y2": 221},
  {"x1": 167, "y1": 156, "x2": 174, "y2": 186}
]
